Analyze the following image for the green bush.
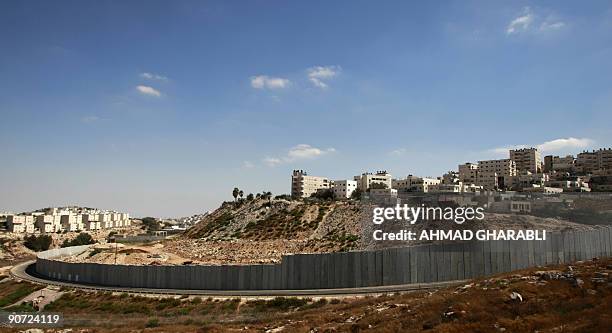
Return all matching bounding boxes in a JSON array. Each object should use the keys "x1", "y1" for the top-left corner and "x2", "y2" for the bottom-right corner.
[
  {"x1": 61, "y1": 232, "x2": 95, "y2": 248},
  {"x1": 23, "y1": 234, "x2": 52, "y2": 251},
  {"x1": 145, "y1": 318, "x2": 159, "y2": 328}
]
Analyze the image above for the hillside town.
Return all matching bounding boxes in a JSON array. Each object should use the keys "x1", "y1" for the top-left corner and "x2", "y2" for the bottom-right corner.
[
  {"x1": 3, "y1": 207, "x2": 131, "y2": 234},
  {"x1": 291, "y1": 147, "x2": 612, "y2": 199}
]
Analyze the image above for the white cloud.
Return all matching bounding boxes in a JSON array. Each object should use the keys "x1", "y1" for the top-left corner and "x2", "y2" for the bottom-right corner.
[
  {"x1": 263, "y1": 157, "x2": 283, "y2": 167},
  {"x1": 136, "y1": 85, "x2": 161, "y2": 97},
  {"x1": 540, "y1": 21, "x2": 565, "y2": 31},
  {"x1": 506, "y1": 7, "x2": 534, "y2": 34},
  {"x1": 389, "y1": 148, "x2": 407, "y2": 156},
  {"x1": 250, "y1": 75, "x2": 290, "y2": 90},
  {"x1": 140, "y1": 72, "x2": 168, "y2": 81},
  {"x1": 488, "y1": 137, "x2": 594, "y2": 156},
  {"x1": 537, "y1": 137, "x2": 593, "y2": 152},
  {"x1": 307, "y1": 65, "x2": 341, "y2": 89},
  {"x1": 506, "y1": 8, "x2": 566, "y2": 35},
  {"x1": 263, "y1": 144, "x2": 336, "y2": 167},
  {"x1": 287, "y1": 144, "x2": 334, "y2": 159}
]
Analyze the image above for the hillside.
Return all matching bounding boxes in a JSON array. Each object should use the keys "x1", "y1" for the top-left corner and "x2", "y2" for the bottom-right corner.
[
  {"x1": 159, "y1": 197, "x2": 600, "y2": 265},
  {"x1": 163, "y1": 198, "x2": 362, "y2": 264}
]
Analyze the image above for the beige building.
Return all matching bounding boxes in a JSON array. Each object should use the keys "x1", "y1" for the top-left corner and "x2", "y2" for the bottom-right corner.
[
  {"x1": 354, "y1": 171, "x2": 392, "y2": 191},
  {"x1": 392, "y1": 175, "x2": 440, "y2": 192},
  {"x1": 35, "y1": 215, "x2": 62, "y2": 233},
  {"x1": 505, "y1": 171, "x2": 549, "y2": 191},
  {"x1": 7, "y1": 215, "x2": 35, "y2": 233},
  {"x1": 82, "y1": 214, "x2": 101, "y2": 230},
  {"x1": 577, "y1": 148, "x2": 612, "y2": 173},
  {"x1": 99, "y1": 213, "x2": 113, "y2": 228},
  {"x1": 331, "y1": 179, "x2": 357, "y2": 199},
  {"x1": 60, "y1": 214, "x2": 84, "y2": 232},
  {"x1": 291, "y1": 170, "x2": 331, "y2": 198},
  {"x1": 476, "y1": 171, "x2": 499, "y2": 190},
  {"x1": 458, "y1": 163, "x2": 478, "y2": 184},
  {"x1": 544, "y1": 155, "x2": 575, "y2": 173},
  {"x1": 510, "y1": 148, "x2": 542, "y2": 173},
  {"x1": 478, "y1": 158, "x2": 517, "y2": 177}
]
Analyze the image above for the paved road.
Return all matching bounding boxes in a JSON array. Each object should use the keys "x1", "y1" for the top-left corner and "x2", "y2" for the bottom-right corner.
[{"x1": 11, "y1": 260, "x2": 466, "y2": 297}]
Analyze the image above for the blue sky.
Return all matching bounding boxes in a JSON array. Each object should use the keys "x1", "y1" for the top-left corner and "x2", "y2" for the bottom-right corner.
[{"x1": 1, "y1": 1, "x2": 611, "y2": 217}]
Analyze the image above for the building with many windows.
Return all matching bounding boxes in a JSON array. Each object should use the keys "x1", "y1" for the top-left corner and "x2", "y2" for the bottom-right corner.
[
  {"x1": 291, "y1": 170, "x2": 331, "y2": 198},
  {"x1": 331, "y1": 179, "x2": 357, "y2": 199},
  {"x1": 510, "y1": 147, "x2": 542, "y2": 174},
  {"x1": 354, "y1": 171, "x2": 393, "y2": 191}
]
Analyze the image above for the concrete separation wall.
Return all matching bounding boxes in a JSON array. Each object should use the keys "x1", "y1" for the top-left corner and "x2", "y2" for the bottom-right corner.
[{"x1": 35, "y1": 227, "x2": 612, "y2": 290}]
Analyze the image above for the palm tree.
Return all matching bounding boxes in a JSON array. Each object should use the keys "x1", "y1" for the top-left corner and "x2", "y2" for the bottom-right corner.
[
  {"x1": 232, "y1": 187, "x2": 239, "y2": 201},
  {"x1": 239, "y1": 190, "x2": 244, "y2": 200}
]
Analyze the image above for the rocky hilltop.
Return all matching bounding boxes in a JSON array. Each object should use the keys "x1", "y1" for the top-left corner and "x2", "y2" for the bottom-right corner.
[{"x1": 161, "y1": 197, "x2": 364, "y2": 264}]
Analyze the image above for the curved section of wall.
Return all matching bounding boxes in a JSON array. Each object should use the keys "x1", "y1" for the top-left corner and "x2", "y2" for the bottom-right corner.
[{"x1": 35, "y1": 227, "x2": 612, "y2": 290}]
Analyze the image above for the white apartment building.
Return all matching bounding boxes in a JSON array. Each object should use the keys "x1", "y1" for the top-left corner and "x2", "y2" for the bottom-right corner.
[
  {"x1": 99, "y1": 213, "x2": 113, "y2": 228},
  {"x1": 458, "y1": 163, "x2": 478, "y2": 184},
  {"x1": 60, "y1": 214, "x2": 84, "y2": 232},
  {"x1": 82, "y1": 214, "x2": 101, "y2": 231},
  {"x1": 331, "y1": 180, "x2": 357, "y2": 199},
  {"x1": 354, "y1": 171, "x2": 392, "y2": 191},
  {"x1": 7, "y1": 215, "x2": 35, "y2": 233},
  {"x1": 392, "y1": 175, "x2": 440, "y2": 192},
  {"x1": 291, "y1": 170, "x2": 331, "y2": 198},
  {"x1": 35, "y1": 214, "x2": 62, "y2": 233},
  {"x1": 510, "y1": 148, "x2": 542, "y2": 174}
]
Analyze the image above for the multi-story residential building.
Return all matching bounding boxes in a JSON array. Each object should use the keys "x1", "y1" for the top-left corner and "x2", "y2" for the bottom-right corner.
[
  {"x1": 331, "y1": 180, "x2": 357, "y2": 199},
  {"x1": 577, "y1": 148, "x2": 612, "y2": 173},
  {"x1": 544, "y1": 155, "x2": 576, "y2": 173},
  {"x1": 505, "y1": 171, "x2": 549, "y2": 191},
  {"x1": 441, "y1": 171, "x2": 460, "y2": 185},
  {"x1": 458, "y1": 163, "x2": 478, "y2": 184},
  {"x1": 35, "y1": 214, "x2": 62, "y2": 233},
  {"x1": 60, "y1": 214, "x2": 84, "y2": 232},
  {"x1": 354, "y1": 171, "x2": 392, "y2": 191},
  {"x1": 478, "y1": 159, "x2": 517, "y2": 177},
  {"x1": 99, "y1": 213, "x2": 113, "y2": 228},
  {"x1": 476, "y1": 171, "x2": 499, "y2": 190},
  {"x1": 510, "y1": 148, "x2": 542, "y2": 174},
  {"x1": 82, "y1": 214, "x2": 101, "y2": 230},
  {"x1": 291, "y1": 170, "x2": 331, "y2": 198},
  {"x1": 392, "y1": 175, "x2": 440, "y2": 192},
  {"x1": 7, "y1": 215, "x2": 35, "y2": 233}
]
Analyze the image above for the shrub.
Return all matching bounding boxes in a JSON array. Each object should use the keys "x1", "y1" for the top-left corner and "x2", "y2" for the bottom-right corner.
[
  {"x1": 145, "y1": 318, "x2": 159, "y2": 328},
  {"x1": 61, "y1": 232, "x2": 95, "y2": 248},
  {"x1": 23, "y1": 234, "x2": 52, "y2": 251}
]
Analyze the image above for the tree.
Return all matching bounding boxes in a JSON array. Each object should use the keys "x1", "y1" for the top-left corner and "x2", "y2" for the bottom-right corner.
[
  {"x1": 23, "y1": 235, "x2": 52, "y2": 252},
  {"x1": 61, "y1": 232, "x2": 95, "y2": 248},
  {"x1": 350, "y1": 188, "x2": 362, "y2": 200},
  {"x1": 247, "y1": 193, "x2": 254, "y2": 201},
  {"x1": 141, "y1": 217, "x2": 160, "y2": 232},
  {"x1": 312, "y1": 189, "x2": 334, "y2": 200},
  {"x1": 232, "y1": 187, "x2": 240, "y2": 201},
  {"x1": 239, "y1": 190, "x2": 244, "y2": 200},
  {"x1": 369, "y1": 182, "x2": 388, "y2": 190}
]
